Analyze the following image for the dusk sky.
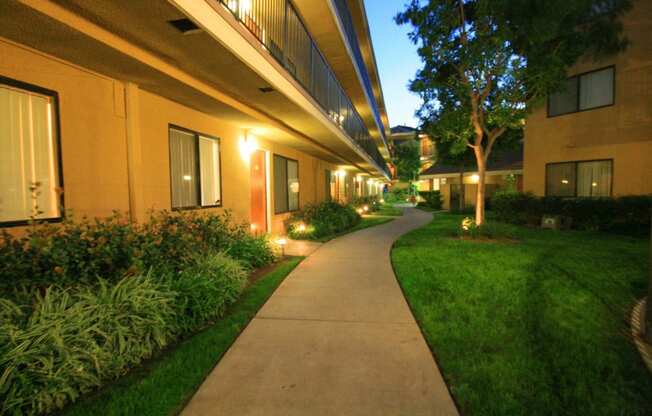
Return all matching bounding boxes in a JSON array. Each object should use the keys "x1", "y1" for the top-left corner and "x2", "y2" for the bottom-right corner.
[{"x1": 366, "y1": 1, "x2": 422, "y2": 129}]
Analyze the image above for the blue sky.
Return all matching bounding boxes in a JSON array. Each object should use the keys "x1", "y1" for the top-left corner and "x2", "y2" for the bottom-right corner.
[{"x1": 366, "y1": 1, "x2": 422, "y2": 128}]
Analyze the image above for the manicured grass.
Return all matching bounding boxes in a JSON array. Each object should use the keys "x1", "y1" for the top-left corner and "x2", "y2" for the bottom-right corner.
[
  {"x1": 391, "y1": 213, "x2": 652, "y2": 415},
  {"x1": 63, "y1": 257, "x2": 303, "y2": 416}
]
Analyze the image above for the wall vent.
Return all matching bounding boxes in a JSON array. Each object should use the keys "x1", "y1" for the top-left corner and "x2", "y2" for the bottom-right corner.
[{"x1": 168, "y1": 18, "x2": 202, "y2": 35}]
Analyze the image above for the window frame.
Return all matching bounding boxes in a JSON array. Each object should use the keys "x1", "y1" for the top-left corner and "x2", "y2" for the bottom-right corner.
[
  {"x1": 547, "y1": 66, "x2": 616, "y2": 118},
  {"x1": 545, "y1": 159, "x2": 614, "y2": 198},
  {"x1": 168, "y1": 124, "x2": 223, "y2": 211},
  {"x1": 273, "y1": 154, "x2": 300, "y2": 215},
  {"x1": 0, "y1": 75, "x2": 65, "y2": 227}
]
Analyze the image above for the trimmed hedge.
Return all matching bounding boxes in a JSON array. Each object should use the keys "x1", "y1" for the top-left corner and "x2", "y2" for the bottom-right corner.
[
  {"x1": 285, "y1": 201, "x2": 361, "y2": 239},
  {"x1": 491, "y1": 191, "x2": 651, "y2": 236}
]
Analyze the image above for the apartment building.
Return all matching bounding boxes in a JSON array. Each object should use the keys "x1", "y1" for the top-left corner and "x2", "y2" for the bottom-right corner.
[
  {"x1": 524, "y1": 0, "x2": 652, "y2": 198},
  {"x1": 0, "y1": 0, "x2": 390, "y2": 234}
]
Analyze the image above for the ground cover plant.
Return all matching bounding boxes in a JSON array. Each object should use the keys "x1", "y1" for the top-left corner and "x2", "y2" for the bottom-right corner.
[
  {"x1": 0, "y1": 210, "x2": 277, "y2": 415},
  {"x1": 391, "y1": 213, "x2": 652, "y2": 415},
  {"x1": 62, "y1": 257, "x2": 303, "y2": 416}
]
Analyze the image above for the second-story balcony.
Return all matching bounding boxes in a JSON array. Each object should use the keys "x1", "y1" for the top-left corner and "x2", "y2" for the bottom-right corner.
[{"x1": 217, "y1": 0, "x2": 389, "y2": 176}]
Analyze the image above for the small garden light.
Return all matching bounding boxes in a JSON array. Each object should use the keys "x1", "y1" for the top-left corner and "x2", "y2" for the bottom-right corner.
[
  {"x1": 277, "y1": 237, "x2": 287, "y2": 257},
  {"x1": 297, "y1": 223, "x2": 306, "y2": 232},
  {"x1": 380, "y1": 198, "x2": 385, "y2": 203},
  {"x1": 363, "y1": 205, "x2": 369, "y2": 212},
  {"x1": 356, "y1": 208, "x2": 364, "y2": 214}
]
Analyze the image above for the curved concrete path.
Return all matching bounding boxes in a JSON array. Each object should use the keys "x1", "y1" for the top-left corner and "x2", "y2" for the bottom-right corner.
[{"x1": 182, "y1": 208, "x2": 458, "y2": 416}]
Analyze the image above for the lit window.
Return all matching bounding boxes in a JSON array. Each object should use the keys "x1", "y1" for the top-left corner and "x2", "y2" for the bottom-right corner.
[
  {"x1": 169, "y1": 127, "x2": 221, "y2": 209},
  {"x1": 546, "y1": 160, "x2": 612, "y2": 197},
  {"x1": 0, "y1": 80, "x2": 61, "y2": 223},
  {"x1": 273, "y1": 155, "x2": 299, "y2": 214}
]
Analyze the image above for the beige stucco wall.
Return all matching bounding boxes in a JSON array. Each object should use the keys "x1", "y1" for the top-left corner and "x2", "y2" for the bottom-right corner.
[
  {"x1": 1, "y1": 39, "x2": 342, "y2": 235},
  {"x1": 524, "y1": 0, "x2": 652, "y2": 196},
  {"x1": 0, "y1": 39, "x2": 131, "y2": 221}
]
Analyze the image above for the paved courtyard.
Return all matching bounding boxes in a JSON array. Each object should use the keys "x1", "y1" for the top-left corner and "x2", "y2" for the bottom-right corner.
[{"x1": 182, "y1": 208, "x2": 458, "y2": 416}]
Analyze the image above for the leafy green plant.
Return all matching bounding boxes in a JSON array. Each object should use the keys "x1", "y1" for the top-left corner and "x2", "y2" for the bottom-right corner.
[
  {"x1": 0, "y1": 274, "x2": 178, "y2": 415},
  {"x1": 285, "y1": 201, "x2": 361, "y2": 239},
  {"x1": 418, "y1": 191, "x2": 442, "y2": 210},
  {"x1": 351, "y1": 195, "x2": 380, "y2": 213},
  {"x1": 0, "y1": 210, "x2": 276, "y2": 295},
  {"x1": 167, "y1": 252, "x2": 247, "y2": 332}
]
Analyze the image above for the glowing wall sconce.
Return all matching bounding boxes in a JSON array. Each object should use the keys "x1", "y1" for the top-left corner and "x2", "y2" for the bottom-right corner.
[
  {"x1": 337, "y1": 169, "x2": 347, "y2": 178},
  {"x1": 470, "y1": 174, "x2": 480, "y2": 183},
  {"x1": 239, "y1": 132, "x2": 257, "y2": 160}
]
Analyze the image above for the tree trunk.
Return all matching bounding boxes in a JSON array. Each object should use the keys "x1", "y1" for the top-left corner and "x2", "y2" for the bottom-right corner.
[
  {"x1": 645, "y1": 216, "x2": 652, "y2": 344},
  {"x1": 459, "y1": 165, "x2": 465, "y2": 211},
  {"x1": 475, "y1": 152, "x2": 486, "y2": 226}
]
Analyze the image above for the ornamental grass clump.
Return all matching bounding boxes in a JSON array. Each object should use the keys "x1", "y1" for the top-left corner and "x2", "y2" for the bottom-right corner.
[
  {"x1": 0, "y1": 274, "x2": 178, "y2": 415},
  {"x1": 167, "y1": 252, "x2": 248, "y2": 332}
]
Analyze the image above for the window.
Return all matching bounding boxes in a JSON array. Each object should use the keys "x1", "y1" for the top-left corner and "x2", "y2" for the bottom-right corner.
[
  {"x1": 548, "y1": 67, "x2": 614, "y2": 117},
  {"x1": 169, "y1": 126, "x2": 221, "y2": 209},
  {"x1": 0, "y1": 79, "x2": 62, "y2": 224},
  {"x1": 273, "y1": 155, "x2": 299, "y2": 214},
  {"x1": 546, "y1": 160, "x2": 612, "y2": 197}
]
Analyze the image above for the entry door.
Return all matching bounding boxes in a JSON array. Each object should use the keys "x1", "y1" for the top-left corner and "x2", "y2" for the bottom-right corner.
[{"x1": 250, "y1": 150, "x2": 267, "y2": 233}]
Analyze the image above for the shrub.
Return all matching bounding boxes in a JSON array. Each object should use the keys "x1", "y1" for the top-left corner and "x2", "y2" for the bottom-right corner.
[
  {"x1": 0, "y1": 251, "x2": 251, "y2": 415},
  {"x1": 0, "y1": 274, "x2": 178, "y2": 415},
  {"x1": 351, "y1": 195, "x2": 380, "y2": 212},
  {"x1": 418, "y1": 191, "x2": 442, "y2": 210},
  {"x1": 167, "y1": 252, "x2": 247, "y2": 332},
  {"x1": 285, "y1": 201, "x2": 361, "y2": 239},
  {"x1": 492, "y1": 191, "x2": 651, "y2": 236},
  {"x1": 0, "y1": 210, "x2": 275, "y2": 293},
  {"x1": 384, "y1": 188, "x2": 409, "y2": 203}
]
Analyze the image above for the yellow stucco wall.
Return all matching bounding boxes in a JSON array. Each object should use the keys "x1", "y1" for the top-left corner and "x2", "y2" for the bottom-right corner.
[
  {"x1": 1, "y1": 39, "x2": 131, "y2": 220},
  {"x1": 1, "y1": 39, "x2": 342, "y2": 235},
  {"x1": 524, "y1": 0, "x2": 652, "y2": 196}
]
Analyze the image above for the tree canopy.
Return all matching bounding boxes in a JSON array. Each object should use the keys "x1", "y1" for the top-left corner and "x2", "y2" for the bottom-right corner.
[
  {"x1": 392, "y1": 139, "x2": 422, "y2": 184},
  {"x1": 396, "y1": 0, "x2": 631, "y2": 224}
]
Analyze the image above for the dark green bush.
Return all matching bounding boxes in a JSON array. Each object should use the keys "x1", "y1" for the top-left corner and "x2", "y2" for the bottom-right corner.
[
  {"x1": 285, "y1": 201, "x2": 361, "y2": 239},
  {"x1": 492, "y1": 191, "x2": 651, "y2": 236},
  {"x1": 0, "y1": 250, "x2": 249, "y2": 415},
  {"x1": 418, "y1": 191, "x2": 442, "y2": 210},
  {"x1": 0, "y1": 210, "x2": 276, "y2": 293},
  {"x1": 351, "y1": 195, "x2": 380, "y2": 212}
]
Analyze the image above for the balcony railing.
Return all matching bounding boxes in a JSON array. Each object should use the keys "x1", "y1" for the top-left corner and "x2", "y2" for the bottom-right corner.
[
  {"x1": 218, "y1": 0, "x2": 389, "y2": 177},
  {"x1": 331, "y1": 0, "x2": 386, "y2": 146}
]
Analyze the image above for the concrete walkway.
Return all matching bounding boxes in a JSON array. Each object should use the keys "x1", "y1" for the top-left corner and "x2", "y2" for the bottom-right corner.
[{"x1": 182, "y1": 208, "x2": 458, "y2": 416}]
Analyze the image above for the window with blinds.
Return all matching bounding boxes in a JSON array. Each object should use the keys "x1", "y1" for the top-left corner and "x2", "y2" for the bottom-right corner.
[
  {"x1": 548, "y1": 67, "x2": 614, "y2": 117},
  {"x1": 0, "y1": 80, "x2": 61, "y2": 224},
  {"x1": 273, "y1": 155, "x2": 299, "y2": 214},
  {"x1": 546, "y1": 160, "x2": 612, "y2": 197},
  {"x1": 169, "y1": 127, "x2": 221, "y2": 209}
]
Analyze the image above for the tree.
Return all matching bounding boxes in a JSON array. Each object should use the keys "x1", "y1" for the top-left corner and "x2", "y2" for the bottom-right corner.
[
  {"x1": 392, "y1": 138, "x2": 421, "y2": 191},
  {"x1": 397, "y1": 0, "x2": 631, "y2": 225}
]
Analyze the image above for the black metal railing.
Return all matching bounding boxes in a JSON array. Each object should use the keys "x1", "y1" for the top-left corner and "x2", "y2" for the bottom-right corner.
[
  {"x1": 331, "y1": 0, "x2": 386, "y2": 146},
  {"x1": 218, "y1": 0, "x2": 389, "y2": 176}
]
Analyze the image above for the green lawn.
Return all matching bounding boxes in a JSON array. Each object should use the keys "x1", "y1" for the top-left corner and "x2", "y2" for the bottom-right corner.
[
  {"x1": 63, "y1": 257, "x2": 303, "y2": 416},
  {"x1": 376, "y1": 203, "x2": 404, "y2": 216},
  {"x1": 391, "y1": 213, "x2": 652, "y2": 415}
]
